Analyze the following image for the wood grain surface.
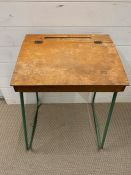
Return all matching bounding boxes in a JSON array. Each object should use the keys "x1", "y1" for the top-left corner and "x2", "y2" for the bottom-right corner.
[{"x1": 10, "y1": 34, "x2": 129, "y2": 92}]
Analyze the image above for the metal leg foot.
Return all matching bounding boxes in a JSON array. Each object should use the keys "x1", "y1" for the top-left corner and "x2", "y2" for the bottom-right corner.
[
  {"x1": 19, "y1": 92, "x2": 41, "y2": 150},
  {"x1": 91, "y1": 92, "x2": 117, "y2": 149}
]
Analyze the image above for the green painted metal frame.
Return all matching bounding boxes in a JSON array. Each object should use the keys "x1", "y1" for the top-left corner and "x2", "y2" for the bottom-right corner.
[
  {"x1": 19, "y1": 91, "x2": 117, "y2": 150},
  {"x1": 91, "y1": 92, "x2": 117, "y2": 149},
  {"x1": 20, "y1": 92, "x2": 41, "y2": 150}
]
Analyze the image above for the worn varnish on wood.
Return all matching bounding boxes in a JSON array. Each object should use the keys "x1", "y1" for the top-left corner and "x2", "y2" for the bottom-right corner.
[{"x1": 10, "y1": 34, "x2": 129, "y2": 92}]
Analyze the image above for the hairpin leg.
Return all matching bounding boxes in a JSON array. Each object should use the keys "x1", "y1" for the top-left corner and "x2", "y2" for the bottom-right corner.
[
  {"x1": 19, "y1": 92, "x2": 41, "y2": 150},
  {"x1": 91, "y1": 92, "x2": 117, "y2": 149}
]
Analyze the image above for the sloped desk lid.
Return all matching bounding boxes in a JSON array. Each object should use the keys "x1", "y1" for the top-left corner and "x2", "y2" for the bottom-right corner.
[{"x1": 11, "y1": 34, "x2": 129, "y2": 92}]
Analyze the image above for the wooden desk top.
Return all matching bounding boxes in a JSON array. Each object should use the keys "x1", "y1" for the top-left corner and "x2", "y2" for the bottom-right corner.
[{"x1": 11, "y1": 34, "x2": 129, "y2": 92}]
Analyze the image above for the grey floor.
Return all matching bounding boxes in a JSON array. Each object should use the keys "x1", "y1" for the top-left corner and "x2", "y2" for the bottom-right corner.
[{"x1": 0, "y1": 99, "x2": 131, "y2": 175}]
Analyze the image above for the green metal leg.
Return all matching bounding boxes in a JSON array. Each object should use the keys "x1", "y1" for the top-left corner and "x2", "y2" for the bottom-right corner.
[
  {"x1": 20, "y1": 92, "x2": 41, "y2": 150},
  {"x1": 91, "y1": 92, "x2": 117, "y2": 149}
]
